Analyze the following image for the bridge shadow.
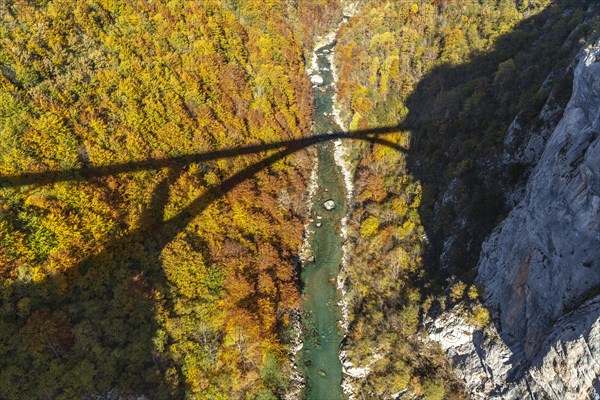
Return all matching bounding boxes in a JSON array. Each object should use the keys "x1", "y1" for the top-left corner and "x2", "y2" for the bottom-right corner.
[
  {"x1": 0, "y1": 129, "x2": 404, "y2": 398},
  {"x1": 3, "y1": 0, "x2": 596, "y2": 396},
  {"x1": 0, "y1": 129, "x2": 404, "y2": 188}
]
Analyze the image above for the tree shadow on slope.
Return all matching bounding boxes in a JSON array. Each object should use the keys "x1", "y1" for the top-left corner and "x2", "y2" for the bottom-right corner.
[
  {"x1": 0, "y1": 131, "x2": 405, "y2": 399},
  {"x1": 402, "y1": 0, "x2": 597, "y2": 388}
]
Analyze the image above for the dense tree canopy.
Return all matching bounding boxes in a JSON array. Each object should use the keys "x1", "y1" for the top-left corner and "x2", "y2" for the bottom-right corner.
[
  {"x1": 2, "y1": 0, "x2": 596, "y2": 398},
  {"x1": 0, "y1": 0, "x2": 342, "y2": 398},
  {"x1": 334, "y1": 0, "x2": 597, "y2": 397}
]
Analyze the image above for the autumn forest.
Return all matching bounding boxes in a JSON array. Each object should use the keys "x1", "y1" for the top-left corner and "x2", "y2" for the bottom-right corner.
[{"x1": 0, "y1": 0, "x2": 597, "y2": 399}]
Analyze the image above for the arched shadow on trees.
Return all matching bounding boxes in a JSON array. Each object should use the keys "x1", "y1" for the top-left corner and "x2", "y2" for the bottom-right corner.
[
  {"x1": 0, "y1": 129, "x2": 404, "y2": 398},
  {"x1": 401, "y1": 0, "x2": 597, "y2": 388},
  {"x1": 0, "y1": 129, "x2": 404, "y2": 189},
  {"x1": 2, "y1": 0, "x2": 596, "y2": 395}
]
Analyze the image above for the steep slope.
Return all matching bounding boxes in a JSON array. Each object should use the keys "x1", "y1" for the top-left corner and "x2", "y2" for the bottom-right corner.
[
  {"x1": 430, "y1": 39, "x2": 600, "y2": 399},
  {"x1": 480, "y1": 36, "x2": 600, "y2": 398},
  {"x1": 477, "y1": 40, "x2": 600, "y2": 358},
  {"x1": 0, "y1": 0, "x2": 318, "y2": 398},
  {"x1": 330, "y1": 0, "x2": 599, "y2": 398}
]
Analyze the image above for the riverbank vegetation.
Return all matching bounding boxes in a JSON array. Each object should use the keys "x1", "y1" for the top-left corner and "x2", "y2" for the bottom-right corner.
[
  {"x1": 335, "y1": 0, "x2": 597, "y2": 397},
  {"x1": 0, "y1": 0, "x2": 344, "y2": 398},
  {"x1": 2, "y1": 0, "x2": 596, "y2": 398}
]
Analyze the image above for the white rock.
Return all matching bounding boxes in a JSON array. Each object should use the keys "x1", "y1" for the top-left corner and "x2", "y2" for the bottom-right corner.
[
  {"x1": 323, "y1": 200, "x2": 336, "y2": 210},
  {"x1": 310, "y1": 74, "x2": 324, "y2": 85}
]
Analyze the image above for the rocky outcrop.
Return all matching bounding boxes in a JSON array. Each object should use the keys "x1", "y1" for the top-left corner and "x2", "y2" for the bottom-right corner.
[
  {"x1": 427, "y1": 311, "x2": 516, "y2": 397},
  {"x1": 477, "y1": 36, "x2": 600, "y2": 360},
  {"x1": 527, "y1": 296, "x2": 600, "y2": 400},
  {"x1": 429, "y1": 38, "x2": 600, "y2": 399},
  {"x1": 428, "y1": 296, "x2": 600, "y2": 399}
]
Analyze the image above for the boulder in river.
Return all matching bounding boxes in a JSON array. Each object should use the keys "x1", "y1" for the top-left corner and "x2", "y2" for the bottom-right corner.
[
  {"x1": 323, "y1": 200, "x2": 335, "y2": 210},
  {"x1": 310, "y1": 74, "x2": 324, "y2": 85}
]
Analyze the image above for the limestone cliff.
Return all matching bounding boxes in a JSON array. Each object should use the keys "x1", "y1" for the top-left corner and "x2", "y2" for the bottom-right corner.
[{"x1": 429, "y1": 38, "x2": 600, "y2": 399}]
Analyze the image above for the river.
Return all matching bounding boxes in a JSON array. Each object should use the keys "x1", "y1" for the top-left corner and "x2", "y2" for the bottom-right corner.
[{"x1": 299, "y1": 40, "x2": 348, "y2": 400}]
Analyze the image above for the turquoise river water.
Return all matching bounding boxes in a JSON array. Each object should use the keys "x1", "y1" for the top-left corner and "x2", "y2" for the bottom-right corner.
[{"x1": 299, "y1": 41, "x2": 347, "y2": 400}]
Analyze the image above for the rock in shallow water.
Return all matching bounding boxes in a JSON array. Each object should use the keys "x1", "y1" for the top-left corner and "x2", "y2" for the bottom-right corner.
[
  {"x1": 310, "y1": 74, "x2": 324, "y2": 85},
  {"x1": 323, "y1": 200, "x2": 336, "y2": 210}
]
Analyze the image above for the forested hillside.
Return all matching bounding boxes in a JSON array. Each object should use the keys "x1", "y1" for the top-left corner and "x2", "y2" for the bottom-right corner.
[
  {"x1": 2, "y1": 0, "x2": 597, "y2": 399},
  {"x1": 334, "y1": 0, "x2": 598, "y2": 397},
  {"x1": 0, "y1": 0, "x2": 339, "y2": 398}
]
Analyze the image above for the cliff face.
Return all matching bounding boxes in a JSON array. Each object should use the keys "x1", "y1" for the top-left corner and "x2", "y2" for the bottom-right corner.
[
  {"x1": 429, "y1": 38, "x2": 600, "y2": 399},
  {"x1": 478, "y1": 38, "x2": 600, "y2": 360}
]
